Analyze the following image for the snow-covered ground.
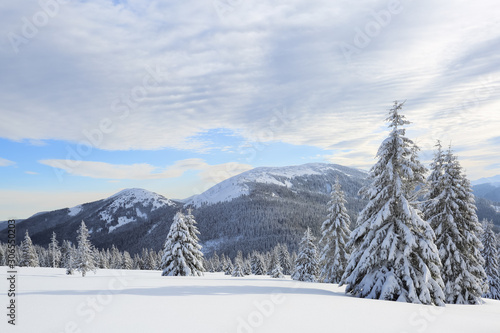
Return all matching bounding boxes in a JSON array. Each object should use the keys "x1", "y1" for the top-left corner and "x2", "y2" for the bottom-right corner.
[{"x1": 1, "y1": 267, "x2": 499, "y2": 333}]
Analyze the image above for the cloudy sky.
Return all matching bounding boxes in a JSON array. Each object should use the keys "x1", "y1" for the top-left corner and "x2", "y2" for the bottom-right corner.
[{"x1": 1, "y1": 0, "x2": 499, "y2": 219}]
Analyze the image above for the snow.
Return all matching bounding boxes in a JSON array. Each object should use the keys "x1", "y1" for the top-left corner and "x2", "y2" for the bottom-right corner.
[
  {"x1": 135, "y1": 207, "x2": 147, "y2": 219},
  {"x1": 188, "y1": 163, "x2": 368, "y2": 207},
  {"x1": 491, "y1": 205, "x2": 500, "y2": 213},
  {"x1": 2, "y1": 267, "x2": 499, "y2": 333},
  {"x1": 67, "y1": 205, "x2": 82, "y2": 217},
  {"x1": 108, "y1": 216, "x2": 136, "y2": 233},
  {"x1": 98, "y1": 188, "x2": 174, "y2": 229},
  {"x1": 109, "y1": 188, "x2": 175, "y2": 209}
]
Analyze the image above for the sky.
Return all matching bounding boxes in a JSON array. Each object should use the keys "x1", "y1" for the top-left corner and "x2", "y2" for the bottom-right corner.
[{"x1": 1, "y1": 0, "x2": 499, "y2": 220}]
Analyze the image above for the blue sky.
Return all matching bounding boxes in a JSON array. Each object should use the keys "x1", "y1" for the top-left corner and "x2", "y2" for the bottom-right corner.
[{"x1": 1, "y1": 0, "x2": 500, "y2": 219}]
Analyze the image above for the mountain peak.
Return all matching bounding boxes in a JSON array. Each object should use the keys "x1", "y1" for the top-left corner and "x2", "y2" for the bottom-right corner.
[{"x1": 186, "y1": 162, "x2": 368, "y2": 207}]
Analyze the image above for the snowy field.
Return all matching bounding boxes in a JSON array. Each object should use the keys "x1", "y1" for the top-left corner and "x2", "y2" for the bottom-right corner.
[{"x1": 1, "y1": 267, "x2": 500, "y2": 333}]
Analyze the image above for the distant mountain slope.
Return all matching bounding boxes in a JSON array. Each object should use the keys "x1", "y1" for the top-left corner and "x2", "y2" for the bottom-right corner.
[
  {"x1": 473, "y1": 183, "x2": 500, "y2": 202},
  {"x1": 0, "y1": 188, "x2": 181, "y2": 254},
  {"x1": 190, "y1": 163, "x2": 370, "y2": 256},
  {"x1": 3, "y1": 163, "x2": 498, "y2": 258},
  {"x1": 472, "y1": 175, "x2": 500, "y2": 187},
  {"x1": 187, "y1": 163, "x2": 368, "y2": 207}
]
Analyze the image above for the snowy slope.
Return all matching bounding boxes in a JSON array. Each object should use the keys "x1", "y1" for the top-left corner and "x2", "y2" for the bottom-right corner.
[
  {"x1": 187, "y1": 163, "x2": 367, "y2": 207},
  {"x1": 97, "y1": 188, "x2": 175, "y2": 232},
  {"x1": 3, "y1": 267, "x2": 500, "y2": 333}
]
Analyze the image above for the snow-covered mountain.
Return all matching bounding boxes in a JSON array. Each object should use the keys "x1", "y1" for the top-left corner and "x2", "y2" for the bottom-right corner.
[
  {"x1": 3, "y1": 163, "x2": 498, "y2": 257},
  {"x1": 4, "y1": 188, "x2": 181, "y2": 253},
  {"x1": 187, "y1": 163, "x2": 368, "y2": 207},
  {"x1": 472, "y1": 174, "x2": 500, "y2": 187}
]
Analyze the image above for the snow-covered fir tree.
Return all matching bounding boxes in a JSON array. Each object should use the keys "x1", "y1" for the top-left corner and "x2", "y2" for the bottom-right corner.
[
  {"x1": 341, "y1": 102, "x2": 445, "y2": 305},
  {"x1": 424, "y1": 146, "x2": 488, "y2": 304},
  {"x1": 20, "y1": 230, "x2": 39, "y2": 267},
  {"x1": 319, "y1": 177, "x2": 351, "y2": 284},
  {"x1": 123, "y1": 251, "x2": 133, "y2": 270},
  {"x1": 251, "y1": 251, "x2": 266, "y2": 275},
  {"x1": 133, "y1": 253, "x2": 142, "y2": 270},
  {"x1": 185, "y1": 208, "x2": 202, "y2": 244},
  {"x1": 480, "y1": 220, "x2": 499, "y2": 300},
  {"x1": 76, "y1": 221, "x2": 97, "y2": 277},
  {"x1": 278, "y1": 244, "x2": 292, "y2": 275},
  {"x1": 210, "y1": 252, "x2": 220, "y2": 272},
  {"x1": 292, "y1": 228, "x2": 318, "y2": 282},
  {"x1": 232, "y1": 251, "x2": 245, "y2": 277},
  {"x1": 243, "y1": 255, "x2": 252, "y2": 275},
  {"x1": 161, "y1": 211, "x2": 205, "y2": 276},
  {"x1": 224, "y1": 257, "x2": 234, "y2": 275},
  {"x1": 61, "y1": 240, "x2": 75, "y2": 275},
  {"x1": 270, "y1": 249, "x2": 284, "y2": 278},
  {"x1": 48, "y1": 232, "x2": 61, "y2": 268}
]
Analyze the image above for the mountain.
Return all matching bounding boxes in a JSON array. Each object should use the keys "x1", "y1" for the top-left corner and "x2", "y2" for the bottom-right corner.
[
  {"x1": 188, "y1": 163, "x2": 369, "y2": 256},
  {"x1": 3, "y1": 163, "x2": 499, "y2": 258},
  {"x1": 472, "y1": 175, "x2": 500, "y2": 187},
  {"x1": 473, "y1": 183, "x2": 500, "y2": 202},
  {"x1": 187, "y1": 163, "x2": 368, "y2": 207},
  {"x1": 1, "y1": 164, "x2": 369, "y2": 256},
  {"x1": 1, "y1": 188, "x2": 181, "y2": 254}
]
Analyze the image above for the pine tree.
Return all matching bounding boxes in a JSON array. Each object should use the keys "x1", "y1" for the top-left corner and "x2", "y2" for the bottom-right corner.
[
  {"x1": 123, "y1": 251, "x2": 133, "y2": 270},
  {"x1": 292, "y1": 228, "x2": 318, "y2": 282},
  {"x1": 76, "y1": 221, "x2": 97, "y2": 277},
  {"x1": 20, "y1": 230, "x2": 39, "y2": 267},
  {"x1": 319, "y1": 177, "x2": 351, "y2": 284},
  {"x1": 232, "y1": 252, "x2": 245, "y2": 277},
  {"x1": 341, "y1": 102, "x2": 445, "y2": 305},
  {"x1": 481, "y1": 220, "x2": 500, "y2": 300},
  {"x1": 210, "y1": 252, "x2": 220, "y2": 272},
  {"x1": 278, "y1": 244, "x2": 292, "y2": 275},
  {"x1": 48, "y1": 232, "x2": 61, "y2": 268},
  {"x1": 161, "y1": 212, "x2": 205, "y2": 276},
  {"x1": 133, "y1": 253, "x2": 142, "y2": 270},
  {"x1": 243, "y1": 255, "x2": 252, "y2": 275},
  {"x1": 224, "y1": 257, "x2": 234, "y2": 275},
  {"x1": 61, "y1": 240, "x2": 75, "y2": 275},
  {"x1": 270, "y1": 248, "x2": 284, "y2": 278},
  {"x1": 185, "y1": 208, "x2": 201, "y2": 244},
  {"x1": 424, "y1": 146, "x2": 488, "y2": 304},
  {"x1": 251, "y1": 252, "x2": 266, "y2": 275}
]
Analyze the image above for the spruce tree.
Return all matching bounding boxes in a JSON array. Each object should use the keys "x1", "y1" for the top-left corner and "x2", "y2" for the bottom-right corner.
[
  {"x1": 251, "y1": 252, "x2": 266, "y2": 275},
  {"x1": 481, "y1": 220, "x2": 500, "y2": 300},
  {"x1": 270, "y1": 249, "x2": 285, "y2": 278},
  {"x1": 210, "y1": 252, "x2": 220, "y2": 273},
  {"x1": 161, "y1": 212, "x2": 205, "y2": 276},
  {"x1": 341, "y1": 102, "x2": 445, "y2": 305},
  {"x1": 20, "y1": 230, "x2": 39, "y2": 267},
  {"x1": 123, "y1": 251, "x2": 133, "y2": 270},
  {"x1": 76, "y1": 221, "x2": 97, "y2": 277},
  {"x1": 424, "y1": 146, "x2": 488, "y2": 304},
  {"x1": 278, "y1": 244, "x2": 292, "y2": 275},
  {"x1": 48, "y1": 232, "x2": 61, "y2": 268},
  {"x1": 232, "y1": 252, "x2": 245, "y2": 277},
  {"x1": 61, "y1": 240, "x2": 75, "y2": 275},
  {"x1": 319, "y1": 177, "x2": 351, "y2": 284},
  {"x1": 292, "y1": 228, "x2": 318, "y2": 282}
]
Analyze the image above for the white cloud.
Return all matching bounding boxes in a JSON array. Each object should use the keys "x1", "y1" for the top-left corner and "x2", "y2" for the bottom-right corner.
[
  {"x1": 38, "y1": 158, "x2": 253, "y2": 181},
  {"x1": 0, "y1": 157, "x2": 15, "y2": 167},
  {"x1": 0, "y1": 0, "x2": 499, "y2": 178}
]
